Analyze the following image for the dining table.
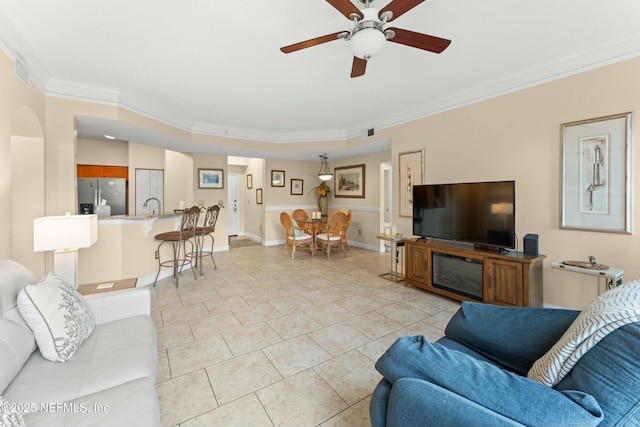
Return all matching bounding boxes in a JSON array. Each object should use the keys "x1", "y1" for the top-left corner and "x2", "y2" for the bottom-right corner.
[{"x1": 298, "y1": 218, "x2": 328, "y2": 255}]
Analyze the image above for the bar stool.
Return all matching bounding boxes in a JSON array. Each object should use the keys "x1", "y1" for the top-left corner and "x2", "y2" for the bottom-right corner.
[
  {"x1": 191, "y1": 205, "x2": 220, "y2": 275},
  {"x1": 152, "y1": 206, "x2": 200, "y2": 287}
]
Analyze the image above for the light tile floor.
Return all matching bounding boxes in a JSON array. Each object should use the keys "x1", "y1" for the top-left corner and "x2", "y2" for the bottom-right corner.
[{"x1": 152, "y1": 243, "x2": 461, "y2": 427}]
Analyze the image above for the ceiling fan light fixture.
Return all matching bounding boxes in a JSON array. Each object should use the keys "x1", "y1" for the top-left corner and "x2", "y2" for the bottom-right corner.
[
  {"x1": 318, "y1": 153, "x2": 333, "y2": 181},
  {"x1": 350, "y1": 28, "x2": 386, "y2": 59}
]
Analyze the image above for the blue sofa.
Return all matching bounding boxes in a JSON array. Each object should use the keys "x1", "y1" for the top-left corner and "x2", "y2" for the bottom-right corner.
[{"x1": 370, "y1": 301, "x2": 640, "y2": 427}]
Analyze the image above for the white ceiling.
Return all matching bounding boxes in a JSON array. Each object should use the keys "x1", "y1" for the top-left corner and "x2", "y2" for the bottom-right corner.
[{"x1": 1, "y1": 0, "x2": 640, "y2": 160}]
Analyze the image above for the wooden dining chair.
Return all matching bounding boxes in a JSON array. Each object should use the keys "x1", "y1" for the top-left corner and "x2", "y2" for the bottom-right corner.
[
  {"x1": 292, "y1": 209, "x2": 313, "y2": 235},
  {"x1": 316, "y1": 211, "x2": 348, "y2": 259},
  {"x1": 280, "y1": 211, "x2": 314, "y2": 259},
  {"x1": 339, "y1": 208, "x2": 352, "y2": 250}
]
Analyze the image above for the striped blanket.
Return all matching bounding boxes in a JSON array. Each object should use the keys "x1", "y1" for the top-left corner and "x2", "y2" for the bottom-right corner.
[{"x1": 528, "y1": 280, "x2": 640, "y2": 387}]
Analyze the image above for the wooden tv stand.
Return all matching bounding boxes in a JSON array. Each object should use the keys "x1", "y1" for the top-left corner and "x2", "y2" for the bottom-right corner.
[{"x1": 404, "y1": 238, "x2": 544, "y2": 307}]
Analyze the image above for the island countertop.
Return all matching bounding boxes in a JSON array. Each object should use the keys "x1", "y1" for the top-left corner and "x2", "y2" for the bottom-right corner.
[{"x1": 95, "y1": 212, "x2": 182, "y2": 236}]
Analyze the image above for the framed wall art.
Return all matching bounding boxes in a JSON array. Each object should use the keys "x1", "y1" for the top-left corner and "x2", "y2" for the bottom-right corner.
[
  {"x1": 271, "y1": 170, "x2": 285, "y2": 187},
  {"x1": 399, "y1": 150, "x2": 424, "y2": 217},
  {"x1": 334, "y1": 164, "x2": 365, "y2": 198},
  {"x1": 247, "y1": 174, "x2": 253, "y2": 189},
  {"x1": 256, "y1": 188, "x2": 263, "y2": 204},
  {"x1": 561, "y1": 112, "x2": 632, "y2": 233},
  {"x1": 198, "y1": 168, "x2": 224, "y2": 189},
  {"x1": 290, "y1": 179, "x2": 303, "y2": 195}
]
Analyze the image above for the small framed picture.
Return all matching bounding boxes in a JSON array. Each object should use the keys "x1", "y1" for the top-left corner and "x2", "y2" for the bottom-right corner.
[
  {"x1": 271, "y1": 170, "x2": 285, "y2": 187},
  {"x1": 198, "y1": 168, "x2": 224, "y2": 189},
  {"x1": 291, "y1": 179, "x2": 303, "y2": 195},
  {"x1": 247, "y1": 174, "x2": 253, "y2": 189},
  {"x1": 256, "y1": 188, "x2": 263, "y2": 204}
]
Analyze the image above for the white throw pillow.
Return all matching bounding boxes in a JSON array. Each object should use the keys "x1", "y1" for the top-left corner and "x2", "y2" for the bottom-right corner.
[
  {"x1": 0, "y1": 396, "x2": 26, "y2": 426},
  {"x1": 528, "y1": 279, "x2": 640, "y2": 386},
  {"x1": 17, "y1": 273, "x2": 95, "y2": 362}
]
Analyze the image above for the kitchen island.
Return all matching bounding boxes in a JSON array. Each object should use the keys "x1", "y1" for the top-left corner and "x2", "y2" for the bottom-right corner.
[{"x1": 79, "y1": 212, "x2": 184, "y2": 286}]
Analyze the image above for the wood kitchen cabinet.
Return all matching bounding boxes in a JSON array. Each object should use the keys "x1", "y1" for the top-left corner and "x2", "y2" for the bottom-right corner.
[
  {"x1": 404, "y1": 238, "x2": 544, "y2": 307},
  {"x1": 77, "y1": 164, "x2": 128, "y2": 179}
]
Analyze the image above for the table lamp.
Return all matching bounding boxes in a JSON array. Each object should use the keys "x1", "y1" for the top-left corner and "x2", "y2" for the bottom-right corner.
[{"x1": 33, "y1": 213, "x2": 98, "y2": 288}]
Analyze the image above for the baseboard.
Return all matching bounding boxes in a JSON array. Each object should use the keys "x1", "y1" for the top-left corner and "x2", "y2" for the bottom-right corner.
[
  {"x1": 264, "y1": 239, "x2": 379, "y2": 252},
  {"x1": 238, "y1": 232, "x2": 263, "y2": 244},
  {"x1": 136, "y1": 245, "x2": 229, "y2": 287},
  {"x1": 137, "y1": 269, "x2": 172, "y2": 287}
]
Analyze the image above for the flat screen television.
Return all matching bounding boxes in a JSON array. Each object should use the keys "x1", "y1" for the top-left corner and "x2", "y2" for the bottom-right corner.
[{"x1": 412, "y1": 180, "x2": 516, "y2": 250}]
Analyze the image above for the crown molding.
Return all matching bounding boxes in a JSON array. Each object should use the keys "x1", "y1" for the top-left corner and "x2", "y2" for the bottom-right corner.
[{"x1": 359, "y1": 37, "x2": 640, "y2": 136}]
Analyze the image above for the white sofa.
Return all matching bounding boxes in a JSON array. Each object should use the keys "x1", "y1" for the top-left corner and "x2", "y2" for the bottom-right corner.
[{"x1": 0, "y1": 259, "x2": 160, "y2": 426}]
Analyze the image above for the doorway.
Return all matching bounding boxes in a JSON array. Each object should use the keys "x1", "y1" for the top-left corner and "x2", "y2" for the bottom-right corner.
[
  {"x1": 228, "y1": 173, "x2": 239, "y2": 236},
  {"x1": 381, "y1": 162, "x2": 392, "y2": 253}
]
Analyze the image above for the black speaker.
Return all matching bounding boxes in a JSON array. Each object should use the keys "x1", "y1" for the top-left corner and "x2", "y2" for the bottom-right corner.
[{"x1": 523, "y1": 234, "x2": 539, "y2": 256}]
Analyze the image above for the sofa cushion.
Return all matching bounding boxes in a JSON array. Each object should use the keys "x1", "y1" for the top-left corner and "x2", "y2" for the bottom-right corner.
[
  {"x1": 375, "y1": 335, "x2": 603, "y2": 427},
  {"x1": 21, "y1": 378, "x2": 160, "y2": 427},
  {"x1": 529, "y1": 280, "x2": 640, "y2": 386},
  {"x1": 554, "y1": 323, "x2": 640, "y2": 427},
  {"x1": 445, "y1": 302, "x2": 579, "y2": 375},
  {"x1": 0, "y1": 395, "x2": 26, "y2": 427},
  {"x1": 0, "y1": 260, "x2": 37, "y2": 394},
  {"x1": 3, "y1": 314, "x2": 157, "y2": 406},
  {"x1": 17, "y1": 273, "x2": 95, "y2": 362}
]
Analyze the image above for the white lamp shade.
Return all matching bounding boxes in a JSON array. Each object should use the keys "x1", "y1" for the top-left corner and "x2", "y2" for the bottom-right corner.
[
  {"x1": 350, "y1": 28, "x2": 386, "y2": 59},
  {"x1": 34, "y1": 214, "x2": 98, "y2": 252},
  {"x1": 491, "y1": 203, "x2": 514, "y2": 215}
]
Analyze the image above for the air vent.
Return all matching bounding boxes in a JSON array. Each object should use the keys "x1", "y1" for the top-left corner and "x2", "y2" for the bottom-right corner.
[
  {"x1": 14, "y1": 53, "x2": 29, "y2": 87},
  {"x1": 361, "y1": 127, "x2": 376, "y2": 139}
]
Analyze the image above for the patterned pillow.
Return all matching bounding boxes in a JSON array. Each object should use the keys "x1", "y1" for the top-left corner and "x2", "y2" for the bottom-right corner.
[
  {"x1": 17, "y1": 273, "x2": 95, "y2": 362},
  {"x1": 0, "y1": 396, "x2": 26, "y2": 426},
  {"x1": 528, "y1": 280, "x2": 640, "y2": 386}
]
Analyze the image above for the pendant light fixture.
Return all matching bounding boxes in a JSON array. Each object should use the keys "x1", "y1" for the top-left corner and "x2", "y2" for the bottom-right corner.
[{"x1": 318, "y1": 153, "x2": 333, "y2": 181}]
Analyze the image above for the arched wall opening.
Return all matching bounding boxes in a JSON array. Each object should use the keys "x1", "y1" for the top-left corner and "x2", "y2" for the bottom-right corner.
[{"x1": 11, "y1": 106, "x2": 45, "y2": 276}]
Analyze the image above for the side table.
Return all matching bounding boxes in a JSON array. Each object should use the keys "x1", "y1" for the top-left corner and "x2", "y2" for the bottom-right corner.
[
  {"x1": 551, "y1": 259, "x2": 624, "y2": 295},
  {"x1": 78, "y1": 277, "x2": 138, "y2": 296},
  {"x1": 376, "y1": 233, "x2": 405, "y2": 282}
]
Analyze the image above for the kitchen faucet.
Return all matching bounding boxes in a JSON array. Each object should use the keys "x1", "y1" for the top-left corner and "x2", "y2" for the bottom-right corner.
[{"x1": 142, "y1": 197, "x2": 161, "y2": 215}]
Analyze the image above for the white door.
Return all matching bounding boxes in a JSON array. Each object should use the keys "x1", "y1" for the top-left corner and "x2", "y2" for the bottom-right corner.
[{"x1": 228, "y1": 173, "x2": 239, "y2": 236}]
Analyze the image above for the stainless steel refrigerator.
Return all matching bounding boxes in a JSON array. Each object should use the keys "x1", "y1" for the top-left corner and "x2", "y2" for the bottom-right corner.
[{"x1": 78, "y1": 177, "x2": 127, "y2": 216}]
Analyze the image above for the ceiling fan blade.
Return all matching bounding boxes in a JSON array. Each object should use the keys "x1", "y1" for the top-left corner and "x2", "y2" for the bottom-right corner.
[
  {"x1": 351, "y1": 57, "x2": 367, "y2": 78},
  {"x1": 386, "y1": 27, "x2": 451, "y2": 53},
  {"x1": 379, "y1": 0, "x2": 425, "y2": 21},
  {"x1": 326, "y1": 0, "x2": 362, "y2": 20},
  {"x1": 280, "y1": 32, "x2": 345, "y2": 54}
]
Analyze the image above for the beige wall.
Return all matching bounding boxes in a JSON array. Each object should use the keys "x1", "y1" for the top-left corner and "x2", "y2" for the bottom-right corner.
[
  {"x1": 2, "y1": 44, "x2": 640, "y2": 308},
  {"x1": 241, "y1": 157, "x2": 266, "y2": 240},
  {"x1": 261, "y1": 150, "x2": 390, "y2": 249},
  {"x1": 0, "y1": 50, "x2": 47, "y2": 274},
  {"x1": 375, "y1": 58, "x2": 640, "y2": 309},
  {"x1": 77, "y1": 138, "x2": 128, "y2": 166},
  {"x1": 192, "y1": 153, "x2": 229, "y2": 249}
]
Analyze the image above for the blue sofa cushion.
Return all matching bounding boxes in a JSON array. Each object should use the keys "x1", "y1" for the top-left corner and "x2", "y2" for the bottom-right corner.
[
  {"x1": 375, "y1": 335, "x2": 603, "y2": 427},
  {"x1": 445, "y1": 302, "x2": 580, "y2": 374},
  {"x1": 555, "y1": 323, "x2": 640, "y2": 427},
  {"x1": 386, "y1": 378, "x2": 526, "y2": 427}
]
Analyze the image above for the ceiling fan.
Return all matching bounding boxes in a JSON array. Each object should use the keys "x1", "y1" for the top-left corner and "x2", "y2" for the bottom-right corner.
[{"x1": 280, "y1": 0, "x2": 451, "y2": 78}]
